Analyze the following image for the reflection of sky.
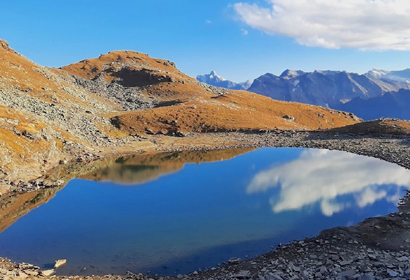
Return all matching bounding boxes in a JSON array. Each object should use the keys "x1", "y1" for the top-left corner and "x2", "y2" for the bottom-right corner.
[{"x1": 248, "y1": 149, "x2": 410, "y2": 216}]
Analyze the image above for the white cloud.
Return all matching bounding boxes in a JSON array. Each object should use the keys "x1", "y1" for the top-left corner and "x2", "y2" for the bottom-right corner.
[
  {"x1": 247, "y1": 149, "x2": 410, "y2": 216},
  {"x1": 241, "y1": 28, "x2": 249, "y2": 35},
  {"x1": 233, "y1": 0, "x2": 410, "y2": 50}
]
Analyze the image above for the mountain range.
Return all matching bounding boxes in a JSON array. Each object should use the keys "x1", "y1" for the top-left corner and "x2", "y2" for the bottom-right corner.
[
  {"x1": 248, "y1": 69, "x2": 410, "y2": 108},
  {"x1": 196, "y1": 71, "x2": 251, "y2": 90},
  {"x1": 198, "y1": 69, "x2": 410, "y2": 120}
]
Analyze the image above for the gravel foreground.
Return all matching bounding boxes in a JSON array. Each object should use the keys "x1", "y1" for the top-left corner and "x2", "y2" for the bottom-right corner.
[{"x1": 2, "y1": 130, "x2": 410, "y2": 280}]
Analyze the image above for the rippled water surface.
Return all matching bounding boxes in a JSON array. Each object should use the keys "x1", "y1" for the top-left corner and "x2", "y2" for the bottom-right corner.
[{"x1": 1, "y1": 148, "x2": 409, "y2": 275}]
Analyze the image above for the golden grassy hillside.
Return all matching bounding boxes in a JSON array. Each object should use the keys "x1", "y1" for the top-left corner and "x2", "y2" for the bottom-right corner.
[{"x1": 109, "y1": 92, "x2": 359, "y2": 135}]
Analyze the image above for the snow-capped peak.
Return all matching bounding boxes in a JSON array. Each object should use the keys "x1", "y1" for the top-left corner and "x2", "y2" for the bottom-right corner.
[
  {"x1": 366, "y1": 69, "x2": 390, "y2": 79},
  {"x1": 196, "y1": 71, "x2": 252, "y2": 90},
  {"x1": 197, "y1": 71, "x2": 226, "y2": 83}
]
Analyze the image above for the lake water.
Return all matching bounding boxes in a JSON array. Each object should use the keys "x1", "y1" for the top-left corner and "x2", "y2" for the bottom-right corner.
[{"x1": 1, "y1": 148, "x2": 410, "y2": 276}]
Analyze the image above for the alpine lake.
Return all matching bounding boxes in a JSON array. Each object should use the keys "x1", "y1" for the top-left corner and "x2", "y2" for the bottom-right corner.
[{"x1": 1, "y1": 147, "x2": 409, "y2": 276}]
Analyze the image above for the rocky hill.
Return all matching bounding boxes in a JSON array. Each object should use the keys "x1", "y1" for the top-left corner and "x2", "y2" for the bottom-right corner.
[
  {"x1": 196, "y1": 71, "x2": 251, "y2": 90},
  {"x1": 248, "y1": 69, "x2": 410, "y2": 108},
  {"x1": 0, "y1": 39, "x2": 360, "y2": 194}
]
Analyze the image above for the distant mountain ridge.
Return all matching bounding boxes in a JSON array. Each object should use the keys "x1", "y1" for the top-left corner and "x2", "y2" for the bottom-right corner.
[
  {"x1": 335, "y1": 89, "x2": 410, "y2": 121},
  {"x1": 246, "y1": 69, "x2": 410, "y2": 108},
  {"x1": 196, "y1": 71, "x2": 251, "y2": 90},
  {"x1": 366, "y1": 69, "x2": 410, "y2": 83}
]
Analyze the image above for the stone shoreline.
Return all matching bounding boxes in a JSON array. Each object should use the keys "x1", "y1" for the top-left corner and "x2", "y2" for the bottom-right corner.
[{"x1": 2, "y1": 130, "x2": 410, "y2": 279}]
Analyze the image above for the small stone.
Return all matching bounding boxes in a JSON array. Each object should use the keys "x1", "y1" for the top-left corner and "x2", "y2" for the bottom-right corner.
[
  {"x1": 387, "y1": 269, "x2": 399, "y2": 277},
  {"x1": 266, "y1": 274, "x2": 283, "y2": 280},
  {"x1": 367, "y1": 254, "x2": 378, "y2": 261},
  {"x1": 338, "y1": 270, "x2": 356, "y2": 278},
  {"x1": 340, "y1": 259, "x2": 353, "y2": 266},
  {"x1": 228, "y1": 257, "x2": 241, "y2": 265},
  {"x1": 232, "y1": 270, "x2": 251, "y2": 279},
  {"x1": 16, "y1": 271, "x2": 28, "y2": 279},
  {"x1": 358, "y1": 275, "x2": 375, "y2": 280},
  {"x1": 54, "y1": 259, "x2": 67, "y2": 268},
  {"x1": 319, "y1": 266, "x2": 328, "y2": 274},
  {"x1": 23, "y1": 270, "x2": 39, "y2": 276},
  {"x1": 397, "y1": 256, "x2": 409, "y2": 262},
  {"x1": 41, "y1": 269, "x2": 55, "y2": 277}
]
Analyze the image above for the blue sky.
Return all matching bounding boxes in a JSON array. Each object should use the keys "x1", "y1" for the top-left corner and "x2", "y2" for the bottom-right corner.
[{"x1": 2, "y1": 0, "x2": 410, "y2": 82}]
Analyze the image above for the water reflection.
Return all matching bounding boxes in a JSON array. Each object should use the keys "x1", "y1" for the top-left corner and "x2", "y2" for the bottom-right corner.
[
  {"x1": 79, "y1": 148, "x2": 255, "y2": 185},
  {"x1": 247, "y1": 149, "x2": 410, "y2": 216},
  {"x1": 1, "y1": 148, "x2": 409, "y2": 276}
]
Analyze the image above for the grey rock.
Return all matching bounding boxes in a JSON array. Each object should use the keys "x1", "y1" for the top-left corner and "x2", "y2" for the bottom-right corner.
[
  {"x1": 232, "y1": 270, "x2": 251, "y2": 279},
  {"x1": 228, "y1": 258, "x2": 241, "y2": 265},
  {"x1": 338, "y1": 270, "x2": 356, "y2": 278},
  {"x1": 387, "y1": 269, "x2": 399, "y2": 277},
  {"x1": 397, "y1": 256, "x2": 408, "y2": 262}
]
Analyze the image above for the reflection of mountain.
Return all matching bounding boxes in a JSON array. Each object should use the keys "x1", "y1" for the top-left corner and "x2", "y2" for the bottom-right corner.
[
  {"x1": 0, "y1": 187, "x2": 63, "y2": 233},
  {"x1": 247, "y1": 150, "x2": 410, "y2": 216},
  {"x1": 0, "y1": 149, "x2": 253, "y2": 234},
  {"x1": 80, "y1": 148, "x2": 254, "y2": 185}
]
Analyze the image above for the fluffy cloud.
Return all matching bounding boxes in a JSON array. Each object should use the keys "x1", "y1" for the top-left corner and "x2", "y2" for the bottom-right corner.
[
  {"x1": 233, "y1": 0, "x2": 410, "y2": 50},
  {"x1": 247, "y1": 149, "x2": 410, "y2": 216}
]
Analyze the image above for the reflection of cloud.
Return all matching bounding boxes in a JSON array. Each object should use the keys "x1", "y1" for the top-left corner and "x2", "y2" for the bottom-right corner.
[
  {"x1": 320, "y1": 200, "x2": 345, "y2": 217},
  {"x1": 355, "y1": 188, "x2": 387, "y2": 208},
  {"x1": 247, "y1": 150, "x2": 410, "y2": 216}
]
